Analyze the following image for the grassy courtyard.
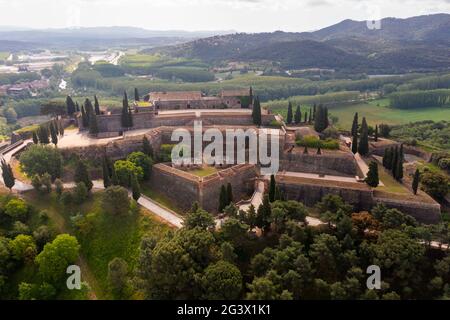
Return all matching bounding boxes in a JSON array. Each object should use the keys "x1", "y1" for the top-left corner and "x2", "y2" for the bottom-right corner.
[{"x1": 188, "y1": 166, "x2": 218, "y2": 177}]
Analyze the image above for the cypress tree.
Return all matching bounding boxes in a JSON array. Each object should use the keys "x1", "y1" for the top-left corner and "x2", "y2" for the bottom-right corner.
[
  {"x1": 374, "y1": 125, "x2": 378, "y2": 142},
  {"x1": 313, "y1": 104, "x2": 316, "y2": 120},
  {"x1": 134, "y1": 88, "x2": 140, "y2": 101},
  {"x1": 102, "y1": 156, "x2": 111, "y2": 188},
  {"x1": 294, "y1": 105, "x2": 301, "y2": 124},
  {"x1": 59, "y1": 120, "x2": 65, "y2": 136},
  {"x1": 122, "y1": 91, "x2": 130, "y2": 128},
  {"x1": 269, "y1": 174, "x2": 276, "y2": 202},
  {"x1": 286, "y1": 101, "x2": 293, "y2": 124},
  {"x1": 32, "y1": 131, "x2": 38, "y2": 144},
  {"x1": 128, "y1": 104, "x2": 133, "y2": 128},
  {"x1": 81, "y1": 105, "x2": 88, "y2": 128},
  {"x1": 50, "y1": 122, "x2": 58, "y2": 145},
  {"x1": 38, "y1": 125, "x2": 50, "y2": 144},
  {"x1": 252, "y1": 96, "x2": 262, "y2": 126},
  {"x1": 351, "y1": 112, "x2": 359, "y2": 137},
  {"x1": 317, "y1": 146, "x2": 322, "y2": 155},
  {"x1": 66, "y1": 96, "x2": 76, "y2": 115},
  {"x1": 308, "y1": 108, "x2": 312, "y2": 124},
  {"x1": 84, "y1": 99, "x2": 93, "y2": 122},
  {"x1": 365, "y1": 161, "x2": 379, "y2": 187},
  {"x1": 218, "y1": 185, "x2": 227, "y2": 212},
  {"x1": 358, "y1": 117, "x2": 369, "y2": 155},
  {"x1": 391, "y1": 146, "x2": 398, "y2": 178},
  {"x1": 226, "y1": 183, "x2": 233, "y2": 205},
  {"x1": 385, "y1": 147, "x2": 394, "y2": 170},
  {"x1": 111, "y1": 165, "x2": 119, "y2": 186},
  {"x1": 94, "y1": 95, "x2": 100, "y2": 115},
  {"x1": 75, "y1": 102, "x2": 80, "y2": 112},
  {"x1": 131, "y1": 174, "x2": 141, "y2": 201},
  {"x1": 412, "y1": 169, "x2": 420, "y2": 195},
  {"x1": 74, "y1": 158, "x2": 93, "y2": 191},
  {"x1": 382, "y1": 148, "x2": 388, "y2": 168},
  {"x1": 324, "y1": 107, "x2": 329, "y2": 128},
  {"x1": 256, "y1": 195, "x2": 272, "y2": 234},
  {"x1": 304, "y1": 111, "x2": 308, "y2": 123},
  {"x1": 351, "y1": 131, "x2": 358, "y2": 154},
  {"x1": 1, "y1": 159, "x2": 15, "y2": 191},
  {"x1": 88, "y1": 110, "x2": 99, "y2": 135},
  {"x1": 396, "y1": 145, "x2": 404, "y2": 181},
  {"x1": 142, "y1": 136, "x2": 153, "y2": 157}
]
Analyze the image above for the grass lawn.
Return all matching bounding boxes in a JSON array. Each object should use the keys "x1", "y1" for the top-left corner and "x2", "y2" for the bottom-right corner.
[
  {"x1": 188, "y1": 166, "x2": 218, "y2": 177},
  {"x1": 374, "y1": 162, "x2": 409, "y2": 194},
  {"x1": 22, "y1": 191, "x2": 172, "y2": 299}
]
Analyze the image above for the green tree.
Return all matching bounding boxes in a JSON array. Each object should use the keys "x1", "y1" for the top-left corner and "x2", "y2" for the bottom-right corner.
[
  {"x1": 131, "y1": 173, "x2": 141, "y2": 201},
  {"x1": 1, "y1": 158, "x2": 15, "y2": 191},
  {"x1": 374, "y1": 125, "x2": 379, "y2": 142},
  {"x1": 252, "y1": 96, "x2": 262, "y2": 126},
  {"x1": 351, "y1": 131, "x2": 358, "y2": 154},
  {"x1": 94, "y1": 95, "x2": 100, "y2": 115},
  {"x1": 49, "y1": 122, "x2": 58, "y2": 146},
  {"x1": 121, "y1": 91, "x2": 132, "y2": 128},
  {"x1": 80, "y1": 105, "x2": 88, "y2": 128},
  {"x1": 412, "y1": 169, "x2": 420, "y2": 195},
  {"x1": 73, "y1": 182, "x2": 88, "y2": 204},
  {"x1": 54, "y1": 179, "x2": 64, "y2": 197},
  {"x1": 184, "y1": 208, "x2": 215, "y2": 230},
  {"x1": 102, "y1": 186, "x2": 131, "y2": 216},
  {"x1": 66, "y1": 96, "x2": 76, "y2": 115},
  {"x1": 365, "y1": 161, "x2": 379, "y2": 187},
  {"x1": 134, "y1": 88, "x2": 140, "y2": 101},
  {"x1": 102, "y1": 156, "x2": 111, "y2": 188},
  {"x1": 218, "y1": 185, "x2": 228, "y2": 213},
  {"x1": 142, "y1": 136, "x2": 153, "y2": 157},
  {"x1": 420, "y1": 171, "x2": 449, "y2": 200},
  {"x1": 9, "y1": 234, "x2": 36, "y2": 262},
  {"x1": 35, "y1": 234, "x2": 80, "y2": 284},
  {"x1": 4, "y1": 198, "x2": 29, "y2": 221},
  {"x1": 286, "y1": 101, "x2": 293, "y2": 124},
  {"x1": 269, "y1": 174, "x2": 276, "y2": 202},
  {"x1": 202, "y1": 260, "x2": 242, "y2": 300},
  {"x1": 358, "y1": 117, "x2": 369, "y2": 155},
  {"x1": 246, "y1": 277, "x2": 279, "y2": 300},
  {"x1": 108, "y1": 257, "x2": 129, "y2": 298},
  {"x1": 127, "y1": 151, "x2": 153, "y2": 180},
  {"x1": 114, "y1": 160, "x2": 144, "y2": 187},
  {"x1": 19, "y1": 144, "x2": 62, "y2": 180},
  {"x1": 256, "y1": 195, "x2": 271, "y2": 234},
  {"x1": 226, "y1": 183, "x2": 233, "y2": 205},
  {"x1": 294, "y1": 105, "x2": 301, "y2": 124},
  {"x1": 32, "y1": 131, "x2": 39, "y2": 144},
  {"x1": 88, "y1": 110, "x2": 99, "y2": 135},
  {"x1": 37, "y1": 125, "x2": 49, "y2": 144},
  {"x1": 351, "y1": 112, "x2": 358, "y2": 136},
  {"x1": 74, "y1": 159, "x2": 93, "y2": 191}
]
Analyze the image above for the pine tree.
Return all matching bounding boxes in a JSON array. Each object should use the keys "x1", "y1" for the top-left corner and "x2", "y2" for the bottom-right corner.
[
  {"x1": 358, "y1": 117, "x2": 369, "y2": 156},
  {"x1": 226, "y1": 183, "x2": 233, "y2": 205},
  {"x1": 351, "y1": 131, "x2": 358, "y2": 154},
  {"x1": 252, "y1": 96, "x2": 262, "y2": 126},
  {"x1": 94, "y1": 95, "x2": 100, "y2": 115},
  {"x1": 1, "y1": 159, "x2": 15, "y2": 191},
  {"x1": 374, "y1": 125, "x2": 378, "y2": 142},
  {"x1": 351, "y1": 112, "x2": 359, "y2": 137},
  {"x1": 269, "y1": 174, "x2": 276, "y2": 202},
  {"x1": 286, "y1": 102, "x2": 293, "y2": 124},
  {"x1": 50, "y1": 121, "x2": 58, "y2": 146},
  {"x1": 142, "y1": 136, "x2": 153, "y2": 157},
  {"x1": 102, "y1": 156, "x2": 111, "y2": 188},
  {"x1": 74, "y1": 158, "x2": 93, "y2": 191},
  {"x1": 134, "y1": 88, "x2": 140, "y2": 101},
  {"x1": 81, "y1": 105, "x2": 88, "y2": 128},
  {"x1": 131, "y1": 174, "x2": 141, "y2": 201},
  {"x1": 412, "y1": 169, "x2": 420, "y2": 195},
  {"x1": 365, "y1": 161, "x2": 379, "y2": 187},
  {"x1": 294, "y1": 105, "x2": 301, "y2": 124},
  {"x1": 218, "y1": 185, "x2": 227, "y2": 212},
  {"x1": 32, "y1": 131, "x2": 38, "y2": 144},
  {"x1": 66, "y1": 96, "x2": 76, "y2": 115}
]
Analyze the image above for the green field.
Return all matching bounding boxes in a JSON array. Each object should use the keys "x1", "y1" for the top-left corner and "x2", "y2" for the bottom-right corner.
[{"x1": 329, "y1": 99, "x2": 450, "y2": 129}]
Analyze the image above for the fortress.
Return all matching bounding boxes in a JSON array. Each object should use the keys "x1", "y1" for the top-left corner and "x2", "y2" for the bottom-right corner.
[{"x1": 67, "y1": 88, "x2": 441, "y2": 222}]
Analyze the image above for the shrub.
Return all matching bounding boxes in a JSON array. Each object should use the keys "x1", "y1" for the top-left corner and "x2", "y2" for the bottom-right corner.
[
  {"x1": 4, "y1": 198, "x2": 29, "y2": 221},
  {"x1": 296, "y1": 135, "x2": 339, "y2": 150},
  {"x1": 114, "y1": 160, "x2": 144, "y2": 187}
]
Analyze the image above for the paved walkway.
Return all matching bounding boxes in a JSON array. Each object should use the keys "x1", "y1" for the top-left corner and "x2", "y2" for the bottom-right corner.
[
  {"x1": 239, "y1": 180, "x2": 265, "y2": 212},
  {"x1": 137, "y1": 195, "x2": 183, "y2": 228}
]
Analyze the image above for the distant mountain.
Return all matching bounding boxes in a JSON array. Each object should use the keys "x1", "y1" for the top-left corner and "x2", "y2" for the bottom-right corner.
[
  {"x1": 150, "y1": 14, "x2": 450, "y2": 73},
  {"x1": 0, "y1": 27, "x2": 234, "y2": 51}
]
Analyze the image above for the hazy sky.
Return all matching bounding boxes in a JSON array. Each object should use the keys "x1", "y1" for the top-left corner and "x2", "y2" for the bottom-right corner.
[{"x1": 1, "y1": 0, "x2": 450, "y2": 32}]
